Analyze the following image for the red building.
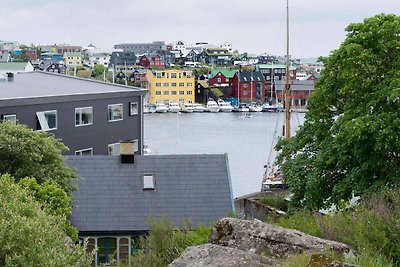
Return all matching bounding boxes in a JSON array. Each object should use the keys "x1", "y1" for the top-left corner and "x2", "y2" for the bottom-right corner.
[
  {"x1": 138, "y1": 55, "x2": 165, "y2": 68},
  {"x1": 208, "y1": 69, "x2": 237, "y2": 88},
  {"x1": 275, "y1": 80, "x2": 315, "y2": 107},
  {"x1": 231, "y1": 71, "x2": 266, "y2": 102},
  {"x1": 25, "y1": 49, "x2": 37, "y2": 60}
]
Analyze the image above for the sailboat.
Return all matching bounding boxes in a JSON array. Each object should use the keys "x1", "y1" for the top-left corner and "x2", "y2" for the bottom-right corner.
[
  {"x1": 248, "y1": 72, "x2": 263, "y2": 112},
  {"x1": 261, "y1": 0, "x2": 291, "y2": 191}
]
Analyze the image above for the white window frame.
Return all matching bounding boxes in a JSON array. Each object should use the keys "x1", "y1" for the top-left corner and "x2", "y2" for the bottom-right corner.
[
  {"x1": 130, "y1": 102, "x2": 138, "y2": 116},
  {"x1": 142, "y1": 173, "x2": 155, "y2": 190},
  {"x1": 3, "y1": 114, "x2": 16, "y2": 124},
  {"x1": 108, "y1": 104, "x2": 123, "y2": 122},
  {"x1": 36, "y1": 110, "x2": 57, "y2": 131},
  {"x1": 75, "y1": 107, "x2": 93, "y2": 127},
  {"x1": 75, "y1": 148, "x2": 93, "y2": 156},
  {"x1": 108, "y1": 143, "x2": 120, "y2": 156}
]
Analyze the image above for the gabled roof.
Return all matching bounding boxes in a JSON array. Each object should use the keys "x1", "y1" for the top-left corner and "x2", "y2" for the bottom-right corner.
[
  {"x1": 275, "y1": 80, "x2": 315, "y2": 91},
  {"x1": 236, "y1": 71, "x2": 265, "y2": 82},
  {"x1": 197, "y1": 81, "x2": 209, "y2": 88},
  {"x1": 67, "y1": 154, "x2": 233, "y2": 232},
  {"x1": 211, "y1": 69, "x2": 237, "y2": 79}
]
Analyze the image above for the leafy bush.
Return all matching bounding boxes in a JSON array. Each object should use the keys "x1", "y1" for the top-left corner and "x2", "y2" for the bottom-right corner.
[
  {"x1": 130, "y1": 218, "x2": 211, "y2": 267},
  {"x1": 270, "y1": 210, "x2": 322, "y2": 237},
  {"x1": 0, "y1": 174, "x2": 89, "y2": 266}
]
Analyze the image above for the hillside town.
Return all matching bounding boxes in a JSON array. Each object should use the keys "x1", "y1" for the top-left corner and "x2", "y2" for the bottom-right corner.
[{"x1": 0, "y1": 40, "x2": 323, "y2": 112}]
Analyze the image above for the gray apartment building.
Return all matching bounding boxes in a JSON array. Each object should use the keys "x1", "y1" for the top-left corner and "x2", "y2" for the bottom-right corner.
[
  {"x1": 114, "y1": 41, "x2": 165, "y2": 55},
  {"x1": 0, "y1": 72, "x2": 147, "y2": 155}
]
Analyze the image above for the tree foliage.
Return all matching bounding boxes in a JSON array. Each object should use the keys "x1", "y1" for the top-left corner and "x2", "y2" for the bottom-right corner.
[
  {"x1": 276, "y1": 14, "x2": 400, "y2": 209},
  {"x1": 0, "y1": 174, "x2": 90, "y2": 266},
  {"x1": 0, "y1": 122, "x2": 78, "y2": 193}
]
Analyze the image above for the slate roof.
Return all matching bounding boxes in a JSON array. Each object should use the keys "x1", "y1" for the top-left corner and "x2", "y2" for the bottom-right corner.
[
  {"x1": 0, "y1": 71, "x2": 147, "y2": 102},
  {"x1": 257, "y1": 64, "x2": 296, "y2": 71},
  {"x1": 237, "y1": 71, "x2": 265, "y2": 82},
  {"x1": 275, "y1": 80, "x2": 315, "y2": 91},
  {"x1": 67, "y1": 154, "x2": 234, "y2": 233}
]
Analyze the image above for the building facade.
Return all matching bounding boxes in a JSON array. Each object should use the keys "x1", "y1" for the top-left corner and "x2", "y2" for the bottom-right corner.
[
  {"x1": 114, "y1": 41, "x2": 165, "y2": 54},
  {"x1": 63, "y1": 52, "x2": 83, "y2": 67},
  {"x1": 231, "y1": 71, "x2": 266, "y2": 102},
  {"x1": 0, "y1": 72, "x2": 147, "y2": 155},
  {"x1": 146, "y1": 70, "x2": 195, "y2": 105}
]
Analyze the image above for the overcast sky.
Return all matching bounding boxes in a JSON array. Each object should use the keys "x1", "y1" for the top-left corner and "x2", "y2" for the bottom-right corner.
[{"x1": 1, "y1": 0, "x2": 399, "y2": 58}]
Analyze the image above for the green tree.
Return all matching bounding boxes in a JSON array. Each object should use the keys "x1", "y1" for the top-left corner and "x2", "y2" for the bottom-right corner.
[
  {"x1": 0, "y1": 122, "x2": 78, "y2": 193},
  {"x1": 93, "y1": 64, "x2": 108, "y2": 78},
  {"x1": 0, "y1": 174, "x2": 90, "y2": 266},
  {"x1": 276, "y1": 14, "x2": 400, "y2": 209}
]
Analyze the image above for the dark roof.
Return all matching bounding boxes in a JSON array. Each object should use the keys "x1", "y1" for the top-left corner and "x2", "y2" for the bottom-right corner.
[
  {"x1": 0, "y1": 71, "x2": 147, "y2": 103},
  {"x1": 275, "y1": 80, "x2": 315, "y2": 91},
  {"x1": 237, "y1": 71, "x2": 265, "y2": 82},
  {"x1": 67, "y1": 154, "x2": 234, "y2": 233}
]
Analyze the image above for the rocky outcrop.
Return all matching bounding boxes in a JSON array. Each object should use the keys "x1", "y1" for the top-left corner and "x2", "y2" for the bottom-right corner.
[
  {"x1": 209, "y1": 218, "x2": 353, "y2": 259},
  {"x1": 169, "y1": 243, "x2": 278, "y2": 267}
]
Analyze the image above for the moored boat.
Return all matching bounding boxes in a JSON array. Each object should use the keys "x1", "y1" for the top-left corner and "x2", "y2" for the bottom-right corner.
[
  {"x1": 248, "y1": 103, "x2": 263, "y2": 112},
  {"x1": 193, "y1": 103, "x2": 206, "y2": 113},
  {"x1": 168, "y1": 102, "x2": 181, "y2": 113},
  {"x1": 206, "y1": 98, "x2": 220, "y2": 113},
  {"x1": 155, "y1": 103, "x2": 168, "y2": 113},
  {"x1": 233, "y1": 103, "x2": 249, "y2": 112},
  {"x1": 181, "y1": 103, "x2": 195, "y2": 113},
  {"x1": 217, "y1": 99, "x2": 234, "y2": 112}
]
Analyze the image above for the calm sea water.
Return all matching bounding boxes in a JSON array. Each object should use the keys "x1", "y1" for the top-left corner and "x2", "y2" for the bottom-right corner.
[{"x1": 144, "y1": 112, "x2": 305, "y2": 198}]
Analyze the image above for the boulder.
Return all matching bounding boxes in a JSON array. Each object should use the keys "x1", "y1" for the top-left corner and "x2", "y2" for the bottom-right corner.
[
  {"x1": 209, "y1": 218, "x2": 353, "y2": 259},
  {"x1": 169, "y1": 243, "x2": 278, "y2": 267}
]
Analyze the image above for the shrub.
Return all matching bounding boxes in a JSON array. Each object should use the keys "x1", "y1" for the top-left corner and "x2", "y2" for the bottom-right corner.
[{"x1": 261, "y1": 195, "x2": 289, "y2": 211}]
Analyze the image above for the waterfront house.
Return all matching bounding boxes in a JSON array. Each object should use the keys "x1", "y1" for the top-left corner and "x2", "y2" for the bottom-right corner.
[
  {"x1": 67, "y1": 153, "x2": 234, "y2": 266},
  {"x1": 146, "y1": 69, "x2": 195, "y2": 105},
  {"x1": 231, "y1": 71, "x2": 266, "y2": 102},
  {"x1": 195, "y1": 81, "x2": 210, "y2": 103},
  {"x1": 63, "y1": 52, "x2": 83, "y2": 67},
  {"x1": 208, "y1": 68, "x2": 237, "y2": 88},
  {"x1": 275, "y1": 80, "x2": 315, "y2": 107},
  {"x1": 0, "y1": 71, "x2": 147, "y2": 155}
]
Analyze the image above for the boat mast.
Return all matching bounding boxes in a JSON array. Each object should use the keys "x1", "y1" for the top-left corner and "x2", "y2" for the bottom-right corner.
[{"x1": 284, "y1": 0, "x2": 291, "y2": 138}]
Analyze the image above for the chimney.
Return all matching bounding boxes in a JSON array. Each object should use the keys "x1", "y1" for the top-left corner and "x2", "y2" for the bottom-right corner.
[
  {"x1": 6, "y1": 72, "x2": 14, "y2": 82},
  {"x1": 120, "y1": 140, "x2": 135, "y2": 164}
]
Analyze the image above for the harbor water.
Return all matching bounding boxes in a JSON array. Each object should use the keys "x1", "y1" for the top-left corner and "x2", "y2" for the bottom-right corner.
[{"x1": 144, "y1": 112, "x2": 305, "y2": 198}]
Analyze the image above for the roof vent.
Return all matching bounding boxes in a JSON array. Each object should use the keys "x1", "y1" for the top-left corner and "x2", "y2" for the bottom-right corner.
[
  {"x1": 6, "y1": 72, "x2": 14, "y2": 82},
  {"x1": 120, "y1": 140, "x2": 135, "y2": 164}
]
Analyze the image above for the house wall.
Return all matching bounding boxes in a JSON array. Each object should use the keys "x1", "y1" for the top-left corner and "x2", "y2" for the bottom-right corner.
[
  {"x1": 208, "y1": 72, "x2": 231, "y2": 87},
  {"x1": 147, "y1": 70, "x2": 195, "y2": 105},
  {"x1": 231, "y1": 76, "x2": 265, "y2": 102},
  {"x1": 0, "y1": 94, "x2": 143, "y2": 155}
]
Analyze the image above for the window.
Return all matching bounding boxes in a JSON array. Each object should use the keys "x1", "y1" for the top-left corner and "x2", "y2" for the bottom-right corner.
[
  {"x1": 163, "y1": 91, "x2": 169, "y2": 95},
  {"x1": 217, "y1": 78, "x2": 221, "y2": 82},
  {"x1": 171, "y1": 73, "x2": 177, "y2": 78},
  {"x1": 187, "y1": 90, "x2": 193, "y2": 95},
  {"x1": 130, "y1": 102, "x2": 138, "y2": 115},
  {"x1": 179, "y1": 90, "x2": 185, "y2": 95},
  {"x1": 3, "y1": 114, "x2": 16, "y2": 124},
  {"x1": 108, "y1": 104, "x2": 123, "y2": 122},
  {"x1": 36, "y1": 110, "x2": 57, "y2": 131},
  {"x1": 187, "y1": 73, "x2": 192, "y2": 78},
  {"x1": 156, "y1": 82, "x2": 161, "y2": 87},
  {"x1": 155, "y1": 91, "x2": 161, "y2": 95},
  {"x1": 188, "y1": 100, "x2": 193, "y2": 104},
  {"x1": 143, "y1": 173, "x2": 155, "y2": 190},
  {"x1": 163, "y1": 82, "x2": 169, "y2": 87},
  {"x1": 75, "y1": 148, "x2": 93, "y2": 156},
  {"x1": 179, "y1": 82, "x2": 185, "y2": 87},
  {"x1": 97, "y1": 238, "x2": 117, "y2": 264},
  {"x1": 171, "y1": 91, "x2": 177, "y2": 95},
  {"x1": 171, "y1": 82, "x2": 177, "y2": 87},
  {"x1": 108, "y1": 143, "x2": 120, "y2": 156},
  {"x1": 156, "y1": 73, "x2": 162, "y2": 78},
  {"x1": 75, "y1": 107, "x2": 93, "y2": 126},
  {"x1": 187, "y1": 82, "x2": 193, "y2": 86},
  {"x1": 179, "y1": 99, "x2": 184, "y2": 104}
]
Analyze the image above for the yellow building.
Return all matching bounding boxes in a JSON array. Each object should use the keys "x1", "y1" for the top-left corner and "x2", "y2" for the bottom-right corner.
[
  {"x1": 63, "y1": 52, "x2": 82, "y2": 67},
  {"x1": 146, "y1": 70, "x2": 195, "y2": 105}
]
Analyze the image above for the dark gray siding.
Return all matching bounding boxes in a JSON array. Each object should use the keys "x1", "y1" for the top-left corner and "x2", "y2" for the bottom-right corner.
[{"x1": 0, "y1": 95, "x2": 143, "y2": 155}]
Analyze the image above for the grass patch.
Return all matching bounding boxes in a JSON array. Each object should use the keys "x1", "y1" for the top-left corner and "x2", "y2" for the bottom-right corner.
[{"x1": 261, "y1": 195, "x2": 289, "y2": 212}]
